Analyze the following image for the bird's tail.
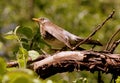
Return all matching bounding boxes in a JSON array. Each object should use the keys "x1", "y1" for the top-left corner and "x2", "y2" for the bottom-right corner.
[{"x1": 76, "y1": 38, "x2": 103, "y2": 46}]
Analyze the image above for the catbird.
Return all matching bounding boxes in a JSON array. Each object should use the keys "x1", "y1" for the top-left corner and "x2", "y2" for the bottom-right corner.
[{"x1": 33, "y1": 17, "x2": 102, "y2": 50}]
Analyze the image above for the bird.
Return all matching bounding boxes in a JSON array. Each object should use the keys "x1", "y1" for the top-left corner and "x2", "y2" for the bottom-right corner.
[{"x1": 32, "y1": 17, "x2": 102, "y2": 50}]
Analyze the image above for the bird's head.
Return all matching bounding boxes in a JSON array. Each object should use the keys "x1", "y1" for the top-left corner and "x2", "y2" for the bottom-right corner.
[{"x1": 32, "y1": 17, "x2": 50, "y2": 24}]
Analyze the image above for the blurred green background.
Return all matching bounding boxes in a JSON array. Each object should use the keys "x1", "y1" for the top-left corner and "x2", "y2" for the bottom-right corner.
[{"x1": 0, "y1": 0, "x2": 120, "y2": 82}]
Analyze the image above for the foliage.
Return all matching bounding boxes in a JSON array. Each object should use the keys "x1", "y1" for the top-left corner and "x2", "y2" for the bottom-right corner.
[
  {"x1": 116, "y1": 76, "x2": 120, "y2": 83},
  {"x1": 73, "y1": 77, "x2": 88, "y2": 83},
  {"x1": 2, "y1": 69, "x2": 41, "y2": 83},
  {"x1": 0, "y1": 57, "x2": 43, "y2": 83},
  {"x1": 1, "y1": 0, "x2": 120, "y2": 83}
]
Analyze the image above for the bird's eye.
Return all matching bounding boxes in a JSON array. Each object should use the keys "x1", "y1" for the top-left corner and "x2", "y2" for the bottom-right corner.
[
  {"x1": 40, "y1": 18, "x2": 49, "y2": 23},
  {"x1": 40, "y1": 18, "x2": 45, "y2": 21}
]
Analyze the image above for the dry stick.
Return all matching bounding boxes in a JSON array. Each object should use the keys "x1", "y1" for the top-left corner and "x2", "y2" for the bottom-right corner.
[
  {"x1": 34, "y1": 51, "x2": 120, "y2": 79},
  {"x1": 104, "y1": 28, "x2": 120, "y2": 51},
  {"x1": 109, "y1": 39, "x2": 120, "y2": 53},
  {"x1": 7, "y1": 55, "x2": 47, "y2": 68},
  {"x1": 72, "y1": 10, "x2": 115, "y2": 50}
]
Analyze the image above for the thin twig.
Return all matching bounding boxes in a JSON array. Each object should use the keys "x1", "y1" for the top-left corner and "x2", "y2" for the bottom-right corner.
[
  {"x1": 104, "y1": 28, "x2": 120, "y2": 51},
  {"x1": 72, "y1": 10, "x2": 115, "y2": 50},
  {"x1": 7, "y1": 55, "x2": 47, "y2": 68},
  {"x1": 109, "y1": 39, "x2": 120, "y2": 53}
]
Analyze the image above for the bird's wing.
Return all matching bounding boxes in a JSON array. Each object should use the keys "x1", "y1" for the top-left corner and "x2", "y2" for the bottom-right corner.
[
  {"x1": 43, "y1": 22, "x2": 102, "y2": 48},
  {"x1": 43, "y1": 22, "x2": 72, "y2": 48}
]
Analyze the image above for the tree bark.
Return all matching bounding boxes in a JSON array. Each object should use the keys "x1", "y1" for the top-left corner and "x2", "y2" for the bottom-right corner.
[{"x1": 32, "y1": 50, "x2": 120, "y2": 79}]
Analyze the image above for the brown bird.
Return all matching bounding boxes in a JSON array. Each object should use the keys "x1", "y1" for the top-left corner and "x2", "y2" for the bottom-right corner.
[{"x1": 32, "y1": 17, "x2": 102, "y2": 50}]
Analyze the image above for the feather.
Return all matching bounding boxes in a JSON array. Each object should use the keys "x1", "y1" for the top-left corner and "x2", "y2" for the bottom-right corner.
[{"x1": 33, "y1": 17, "x2": 102, "y2": 49}]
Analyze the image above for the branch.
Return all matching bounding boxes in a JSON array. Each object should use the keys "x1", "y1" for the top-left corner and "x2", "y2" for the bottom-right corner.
[
  {"x1": 73, "y1": 10, "x2": 115, "y2": 50},
  {"x1": 33, "y1": 50, "x2": 120, "y2": 79},
  {"x1": 6, "y1": 10, "x2": 119, "y2": 80},
  {"x1": 7, "y1": 55, "x2": 47, "y2": 68},
  {"x1": 104, "y1": 28, "x2": 120, "y2": 52},
  {"x1": 7, "y1": 50, "x2": 120, "y2": 79},
  {"x1": 109, "y1": 39, "x2": 120, "y2": 53}
]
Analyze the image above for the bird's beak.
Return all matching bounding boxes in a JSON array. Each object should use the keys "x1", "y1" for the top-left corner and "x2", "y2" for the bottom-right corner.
[{"x1": 32, "y1": 18, "x2": 39, "y2": 22}]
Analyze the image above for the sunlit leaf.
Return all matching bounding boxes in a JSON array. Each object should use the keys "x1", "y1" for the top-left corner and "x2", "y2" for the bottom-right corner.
[
  {"x1": 116, "y1": 76, "x2": 120, "y2": 83},
  {"x1": 7, "y1": 67, "x2": 18, "y2": 72},
  {"x1": 46, "y1": 80, "x2": 53, "y2": 83},
  {"x1": 4, "y1": 34, "x2": 18, "y2": 40},
  {"x1": 19, "y1": 47, "x2": 28, "y2": 59},
  {"x1": 28, "y1": 50, "x2": 40, "y2": 60},
  {"x1": 73, "y1": 78, "x2": 88, "y2": 83},
  {"x1": 2, "y1": 69, "x2": 42, "y2": 83},
  {"x1": 17, "y1": 58, "x2": 26, "y2": 68},
  {"x1": 5, "y1": 31, "x2": 14, "y2": 34},
  {"x1": 17, "y1": 47, "x2": 28, "y2": 68},
  {"x1": 0, "y1": 57, "x2": 6, "y2": 75}
]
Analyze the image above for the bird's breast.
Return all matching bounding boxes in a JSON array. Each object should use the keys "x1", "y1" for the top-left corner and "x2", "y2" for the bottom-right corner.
[
  {"x1": 44, "y1": 38, "x2": 66, "y2": 49},
  {"x1": 42, "y1": 32, "x2": 65, "y2": 49}
]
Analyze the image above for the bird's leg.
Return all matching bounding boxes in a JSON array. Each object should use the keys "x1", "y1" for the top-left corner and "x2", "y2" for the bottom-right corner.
[
  {"x1": 91, "y1": 44, "x2": 96, "y2": 50},
  {"x1": 64, "y1": 38, "x2": 74, "y2": 50},
  {"x1": 59, "y1": 46, "x2": 68, "y2": 51}
]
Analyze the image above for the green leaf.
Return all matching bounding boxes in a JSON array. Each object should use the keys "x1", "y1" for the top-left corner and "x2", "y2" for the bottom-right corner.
[
  {"x1": 17, "y1": 58, "x2": 26, "y2": 68},
  {"x1": 0, "y1": 57, "x2": 6, "y2": 75},
  {"x1": 2, "y1": 69, "x2": 42, "y2": 83},
  {"x1": 16, "y1": 27, "x2": 33, "y2": 39},
  {"x1": 4, "y1": 34, "x2": 18, "y2": 40},
  {"x1": 7, "y1": 67, "x2": 18, "y2": 72},
  {"x1": 17, "y1": 47, "x2": 28, "y2": 68},
  {"x1": 28, "y1": 50, "x2": 40, "y2": 60},
  {"x1": 116, "y1": 76, "x2": 120, "y2": 83},
  {"x1": 19, "y1": 47, "x2": 28, "y2": 58},
  {"x1": 73, "y1": 78, "x2": 88, "y2": 83},
  {"x1": 0, "y1": 42, "x2": 3, "y2": 50}
]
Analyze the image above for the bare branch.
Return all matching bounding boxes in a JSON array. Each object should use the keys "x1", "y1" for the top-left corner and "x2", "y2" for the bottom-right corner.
[
  {"x1": 33, "y1": 50, "x2": 120, "y2": 79},
  {"x1": 104, "y1": 28, "x2": 120, "y2": 52},
  {"x1": 7, "y1": 49, "x2": 120, "y2": 79},
  {"x1": 7, "y1": 55, "x2": 47, "y2": 68},
  {"x1": 109, "y1": 39, "x2": 120, "y2": 53},
  {"x1": 73, "y1": 10, "x2": 115, "y2": 50}
]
